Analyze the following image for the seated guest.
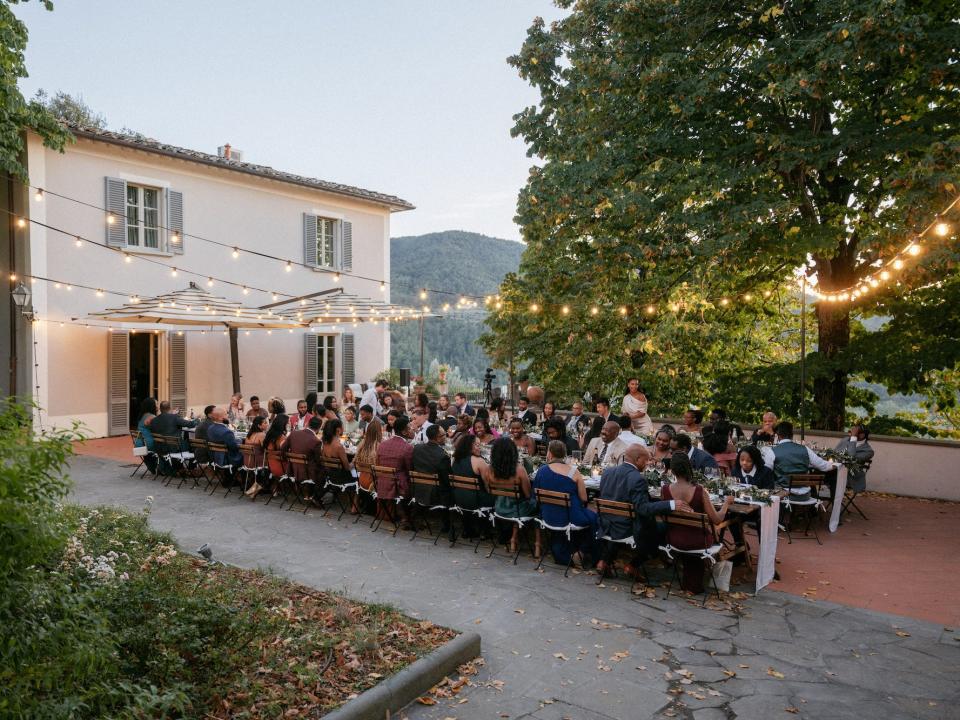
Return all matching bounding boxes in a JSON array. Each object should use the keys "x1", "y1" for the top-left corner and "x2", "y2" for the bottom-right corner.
[
  {"x1": 454, "y1": 392, "x2": 475, "y2": 417},
  {"x1": 267, "y1": 397, "x2": 286, "y2": 422},
  {"x1": 650, "y1": 429, "x2": 674, "y2": 464},
  {"x1": 451, "y1": 433, "x2": 495, "y2": 539},
  {"x1": 341, "y1": 386, "x2": 356, "y2": 411},
  {"x1": 585, "y1": 398, "x2": 618, "y2": 445},
  {"x1": 305, "y1": 391, "x2": 319, "y2": 416},
  {"x1": 134, "y1": 398, "x2": 158, "y2": 473},
  {"x1": 410, "y1": 407, "x2": 433, "y2": 443},
  {"x1": 150, "y1": 400, "x2": 197, "y2": 453},
  {"x1": 750, "y1": 411, "x2": 778, "y2": 444},
  {"x1": 543, "y1": 418, "x2": 579, "y2": 456},
  {"x1": 488, "y1": 397, "x2": 505, "y2": 427},
  {"x1": 261, "y1": 415, "x2": 289, "y2": 488},
  {"x1": 414, "y1": 392, "x2": 430, "y2": 413},
  {"x1": 541, "y1": 401, "x2": 558, "y2": 425},
  {"x1": 319, "y1": 417, "x2": 352, "y2": 483},
  {"x1": 353, "y1": 420, "x2": 383, "y2": 512},
  {"x1": 759, "y1": 421, "x2": 836, "y2": 488},
  {"x1": 226, "y1": 393, "x2": 245, "y2": 424},
  {"x1": 385, "y1": 409, "x2": 406, "y2": 436},
  {"x1": 682, "y1": 409, "x2": 704, "y2": 436},
  {"x1": 670, "y1": 432, "x2": 718, "y2": 471},
  {"x1": 507, "y1": 418, "x2": 537, "y2": 456},
  {"x1": 320, "y1": 395, "x2": 340, "y2": 422},
  {"x1": 193, "y1": 404, "x2": 217, "y2": 464},
  {"x1": 357, "y1": 404, "x2": 379, "y2": 433},
  {"x1": 731, "y1": 445, "x2": 775, "y2": 489},
  {"x1": 284, "y1": 415, "x2": 322, "y2": 456},
  {"x1": 709, "y1": 408, "x2": 745, "y2": 442},
  {"x1": 597, "y1": 444, "x2": 690, "y2": 578},
  {"x1": 488, "y1": 437, "x2": 537, "y2": 555},
  {"x1": 513, "y1": 395, "x2": 536, "y2": 425},
  {"x1": 376, "y1": 417, "x2": 414, "y2": 526},
  {"x1": 701, "y1": 423, "x2": 736, "y2": 470},
  {"x1": 564, "y1": 401, "x2": 588, "y2": 438},
  {"x1": 661, "y1": 452, "x2": 734, "y2": 593},
  {"x1": 475, "y1": 406, "x2": 495, "y2": 427},
  {"x1": 206, "y1": 407, "x2": 242, "y2": 468},
  {"x1": 427, "y1": 401, "x2": 438, "y2": 424},
  {"x1": 412, "y1": 424, "x2": 453, "y2": 534},
  {"x1": 450, "y1": 413, "x2": 474, "y2": 443},
  {"x1": 342, "y1": 405, "x2": 360, "y2": 435},
  {"x1": 240, "y1": 415, "x2": 268, "y2": 496},
  {"x1": 288, "y1": 399, "x2": 315, "y2": 431},
  {"x1": 831, "y1": 423, "x2": 875, "y2": 494},
  {"x1": 616, "y1": 415, "x2": 647, "y2": 447},
  {"x1": 378, "y1": 392, "x2": 395, "y2": 422},
  {"x1": 472, "y1": 417, "x2": 497, "y2": 446},
  {"x1": 532, "y1": 440, "x2": 599, "y2": 567},
  {"x1": 583, "y1": 421, "x2": 628, "y2": 466},
  {"x1": 437, "y1": 395, "x2": 458, "y2": 430},
  {"x1": 245, "y1": 395, "x2": 268, "y2": 420}
]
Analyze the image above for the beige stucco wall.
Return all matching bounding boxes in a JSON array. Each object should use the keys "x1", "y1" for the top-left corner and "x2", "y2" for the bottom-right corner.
[{"x1": 27, "y1": 133, "x2": 399, "y2": 436}]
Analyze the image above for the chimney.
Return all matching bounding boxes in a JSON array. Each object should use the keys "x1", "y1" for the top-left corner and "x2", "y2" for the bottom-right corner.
[
  {"x1": 217, "y1": 143, "x2": 243, "y2": 162},
  {"x1": 221, "y1": 143, "x2": 231, "y2": 159}
]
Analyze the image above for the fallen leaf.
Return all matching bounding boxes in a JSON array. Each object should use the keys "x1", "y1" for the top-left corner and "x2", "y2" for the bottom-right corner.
[
  {"x1": 723, "y1": 670, "x2": 737, "y2": 677},
  {"x1": 553, "y1": 653, "x2": 568, "y2": 661},
  {"x1": 738, "y1": 664, "x2": 750, "y2": 669},
  {"x1": 786, "y1": 707, "x2": 800, "y2": 714},
  {"x1": 514, "y1": 608, "x2": 525, "y2": 615},
  {"x1": 767, "y1": 667, "x2": 785, "y2": 679},
  {"x1": 895, "y1": 630, "x2": 910, "y2": 637},
  {"x1": 416, "y1": 696, "x2": 437, "y2": 705}
]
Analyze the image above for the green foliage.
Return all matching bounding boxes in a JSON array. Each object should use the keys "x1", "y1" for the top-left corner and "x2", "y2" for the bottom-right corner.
[
  {"x1": 0, "y1": 1, "x2": 71, "y2": 179},
  {"x1": 390, "y1": 231, "x2": 522, "y2": 383},
  {"x1": 0, "y1": 399, "x2": 82, "y2": 591},
  {"x1": 489, "y1": 0, "x2": 960, "y2": 430},
  {"x1": 33, "y1": 88, "x2": 106, "y2": 129}
]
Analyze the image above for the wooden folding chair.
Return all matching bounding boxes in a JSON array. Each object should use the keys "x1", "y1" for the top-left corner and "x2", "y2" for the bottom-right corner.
[
  {"x1": 659, "y1": 511, "x2": 725, "y2": 605},
  {"x1": 186, "y1": 437, "x2": 211, "y2": 489},
  {"x1": 353, "y1": 462, "x2": 378, "y2": 523},
  {"x1": 534, "y1": 488, "x2": 589, "y2": 577},
  {"x1": 319, "y1": 456, "x2": 357, "y2": 521},
  {"x1": 205, "y1": 441, "x2": 235, "y2": 496},
  {"x1": 594, "y1": 498, "x2": 647, "y2": 587},
  {"x1": 129, "y1": 431, "x2": 156, "y2": 479},
  {"x1": 841, "y1": 459, "x2": 871, "y2": 521},
  {"x1": 285, "y1": 452, "x2": 317, "y2": 512},
  {"x1": 238, "y1": 444, "x2": 265, "y2": 499},
  {"x1": 449, "y1": 474, "x2": 493, "y2": 553},
  {"x1": 370, "y1": 465, "x2": 405, "y2": 535},
  {"x1": 408, "y1": 471, "x2": 449, "y2": 545},
  {"x1": 784, "y1": 473, "x2": 826, "y2": 544},
  {"x1": 486, "y1": 478, "x2": 537, "y2": 564}
]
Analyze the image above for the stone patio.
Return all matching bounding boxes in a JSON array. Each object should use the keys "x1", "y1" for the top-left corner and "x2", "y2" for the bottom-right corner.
[{"x1": 67, "y1": 454, "x2": 960, "y2": 720}]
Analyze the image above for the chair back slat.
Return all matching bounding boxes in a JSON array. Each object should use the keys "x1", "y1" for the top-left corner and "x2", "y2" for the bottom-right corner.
[
  {"x1": 487, "y1": 477, "x2": 522, "y2": 500},
  {"x1": 789, "y1": 473, "x2": 825, "y2": 490},
  {"x1": 450, "y1": 474, "x2": 481, "y2": 492},
  {"x1": 595, "y1": 498, "x2": 634, "y2": 519},
  {"x1": 665, "y1": 510, "x2": 719, "y2": 542},
  {"x1": 410, "y1": 471, "x2": 441, "y2": 488},
  {"x1": 535, "y1": 487, "x2": 571, "y2": 508}
]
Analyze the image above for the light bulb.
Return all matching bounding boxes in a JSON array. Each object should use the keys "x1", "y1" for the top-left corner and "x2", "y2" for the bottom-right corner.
[
  {"x1": 272, "y1": 294, "x2": 279, "y2": 302},
  {"x1": 8, "y1": 273, "x2": 15, "y2": 281},
  {"x1": 530, "y1": 303, "x2": 539, "y2": 312},
  {"x1": 763, "y1": 290, "x2": 772, "y2": 298},
  {"x1": 207, "y1": 278, "x2": 214, "y2": 286},
  {"x1": 106, "y1": 214, "x2": 115, "y2": 225},
  {"x1": 124, "y1": 254, "x2": 132, "y2": 263},
  {"x1": 34, "y1": 189, "x2": 44, "y2": 201},
  {"x1": 286, "y1": 261, "x2": 293, "y2": 272},
  {"x1": 562, "y1": 305, "x2": 570, "y2": 315},
  {"x1": 232, "y1": 247, "x2": 240, "y2": 259},
  {"x1": 96, "y1": 289, "x2": 104, "y2": 297},
  {"x1": 131, "y1": 295, "x2": 140, "y2": 303},
  {"x1": 170, "y1": 268, "x2": 177, "y2": 277},
  {"x1": 16, "y1": 217, "x2": 26, "y2": 228},
  {"x1": 333, "y1": 273, "x2": 340, "y2": 282},
  {"x1": 720, "y1": 298, "x2": 730, "y2": 306},
  {"x1": 743, "y1": 293, "x2": 753, "y2": 301},
  {"x1": 495, "y1": 301, "x2": 503, "y2": 310},
  {"x1": 419, "y1": 289, "x2": 427, "y2": 300},
  {"x1": 880, "y1": 270, "x2": 891, "y2": 281},
  {"x1": 171, "y1": 233, "x2": 180, "y2": 244},
  {"x1": 75, "y1": 237, "x2": 82, "y2": 248},
  {"x1": 242, "y1": 287, "x2": 249, "y2": 295},
  {"x1": 646, "y1": 305, "x2": 656, "y2": 314},
  {"x1": 619, "y1": 306, "x2": 628, "y2": 315},
  {"x1": 934, "y1": 219, "x2": 950, "y2": 237},
  {"x1": 380, "y1": 282, "x2": 386, "y2": 292},
  {"x1": 907, "y1": 243, "x2": 921, "y2": 256},
  {"x1": 893, "y1": 259, "x2": 905, "y2": 270},
  {"x1": 869, "y1": 278, "x2": 879, "y2": 288},
  {"x1": 443, "y1": 303, "x2": 450, "y2": 311},
  {"x1": 590, "y1": 306, "x2": 599, "y2": 315}
]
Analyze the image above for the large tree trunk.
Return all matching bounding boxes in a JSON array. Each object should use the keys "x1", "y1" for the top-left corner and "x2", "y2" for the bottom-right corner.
[{"x1": 812, "y1": 303, "x2": 849, "y2": 430}]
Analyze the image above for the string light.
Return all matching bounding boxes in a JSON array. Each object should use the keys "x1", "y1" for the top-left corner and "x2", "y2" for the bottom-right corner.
[
  {"x1": 907, "y1": 243, "x2": 921, "y2": 256},
  {"x1": 562, "y1": 305, "x2": 570, "y2": 315},
  {"x1": 34, "y1": 188, "x2": 43, "y2": 201},
  {"x1": 170, "y1": 268, "x2": 177, "y2": 277},
  {"x1": 530, "y1": 303, "x2": 539, "y2": 313},
  {"x1": 16, "y1": 217, "x2": 26, "y2": 228},
  {"x1": 124, "y1": 254, "x2": 132, "y2": 263},
  {"x1": 232, "y1": 247, "x2": 240, "y2": 259},
  {"x1": 207, "y1": 277, "x2": 214, "y2": 286},
  {"x1": 934, "y1": 217, "x2": 950, "y2": 236},
  {"x1": 590, "y1": 306, "x2": 599, "y2": 315},
  {"x1": 171, "y1": 233, "x2": 180, "y2": 244},
  {"x1": 106, "y1": 214, "x2": 115, "y2": 225},
  {"x1": 285, "y1": 261, "x2": 293, "y2": 272},
  {"x1": 419, "y1": 289, "x2": 427, "y2": 300},
  {"x1": 333, "y1": 273, "x2": 340, "y2": 282},
  {"x1": 380, "y1": 281, "x2": 386, "y2": 292},
  {"x1": 75, "y1": 236, "x2": 82, "y2": 247},
  {"x1": 9, "y1": 273, "x2": 16, "y2": 281},
  {"x1": 619, "y1": 306, "x2": 628, "y2": 316},
  {"x1": 719, "y1": 298, "x2": 730, "y2": 306},
  {"x1": 646, "y1": 304, "x2": 656, "y2": 314}
]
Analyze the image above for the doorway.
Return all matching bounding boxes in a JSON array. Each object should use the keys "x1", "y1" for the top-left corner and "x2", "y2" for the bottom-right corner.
[{"x1": 129, "y1": 331, "x2": 159, "y2": 429}]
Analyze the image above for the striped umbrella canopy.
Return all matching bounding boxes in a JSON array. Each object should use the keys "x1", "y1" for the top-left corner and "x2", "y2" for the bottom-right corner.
[
  {"x1": 290, "y1": 288, "x2": 437, "y2": 325},
  {"x1": 90, "y1": 282, "x2": 304, "y2": 328}
]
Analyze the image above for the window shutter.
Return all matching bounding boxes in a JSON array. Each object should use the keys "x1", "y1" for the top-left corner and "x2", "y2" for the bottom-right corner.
[
  {"x1": 304, "y1": 333, "x2": 318, "y2": 396},
  {"x1": 169, "y1": 333, "x2": 187, "y2": 413},
  {"x1": 107, "y1": 330, "x2": 129, "y2": 435},
  {"x1": 303, "y1": 213, "x2": 318, "y2": 266},
  {"x1": 105, "y1": 177, "x2": 127, "y2": 247},
  {"x1": 342, "y1": 333, "x2": 355, "y2": 385},
  {"x1": 341, "y1": 220, "x2": 352, "y2": 271},
  {"x1": 166, "y1": 188, "x2": 184, "y2": 254}
]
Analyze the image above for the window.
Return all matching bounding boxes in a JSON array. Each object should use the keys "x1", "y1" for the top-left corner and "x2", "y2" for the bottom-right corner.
[
  {"x1": 316, "y1": 335, "x2": 337, "y2": 393},
  {"x1": 126, "y1": 184, "x2": 161, "y2": 249},
  {"x1": 316, "y1": 217, "x2": 337, "y2": 268}
]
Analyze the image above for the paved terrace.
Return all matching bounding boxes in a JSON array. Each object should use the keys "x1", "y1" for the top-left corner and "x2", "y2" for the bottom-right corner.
[{"x1": 69, "y1": 451, "x2": 960, "y2": 720}]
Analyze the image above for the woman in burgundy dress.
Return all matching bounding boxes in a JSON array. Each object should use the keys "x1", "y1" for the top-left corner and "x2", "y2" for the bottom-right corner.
[{"x1": 661, "y1": 452, "x2": 734, "y2": 593}]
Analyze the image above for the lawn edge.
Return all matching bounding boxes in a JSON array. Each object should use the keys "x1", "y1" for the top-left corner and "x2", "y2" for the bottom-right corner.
[{"x1": 322, "y1": 631, "x2": 481, "y2": 720}]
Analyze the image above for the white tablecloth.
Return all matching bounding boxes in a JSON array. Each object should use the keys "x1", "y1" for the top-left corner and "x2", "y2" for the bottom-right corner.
[
  {"x1": 828, "y1": 465, "x2": 848, "y2": 533},
  {"x1": 755, "y1": 496, "x2": 780, "y2": 593}
]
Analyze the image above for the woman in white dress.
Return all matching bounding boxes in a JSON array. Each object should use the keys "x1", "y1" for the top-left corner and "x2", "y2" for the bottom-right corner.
[{"x1": 621, "y1": 378, "x2": 654, "y2": 436}]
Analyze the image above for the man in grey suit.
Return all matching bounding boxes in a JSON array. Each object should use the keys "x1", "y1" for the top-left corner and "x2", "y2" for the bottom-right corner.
[
  {"x1": 596, "y1": 445, "x2": 691, "y2": 578},
  {"x1": 833, "y1": 424, "x2": 874, "y2": 492},
  {"x1": 670, "y1": 433, "x2": 717, "y2": 472}
]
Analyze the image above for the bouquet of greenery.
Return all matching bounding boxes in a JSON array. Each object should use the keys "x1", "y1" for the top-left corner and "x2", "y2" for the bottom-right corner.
[
  {"x1": 700, "y1": 475, "x2": 773, "y2": 506},
  {"x1": 817, "y1": 447, "x2": 867, "y2": 474}
]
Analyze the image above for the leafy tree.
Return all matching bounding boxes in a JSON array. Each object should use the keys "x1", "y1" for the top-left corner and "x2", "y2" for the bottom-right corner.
[
  {"x1": 0, "y1": 1, "x2": 70, "y2": 179},
  {"x1": 34, "y1": 88, "x2": 106, "y2": 129},
  {"x1": 491, "y1": 0, "x2": 960, "y2": 429}
]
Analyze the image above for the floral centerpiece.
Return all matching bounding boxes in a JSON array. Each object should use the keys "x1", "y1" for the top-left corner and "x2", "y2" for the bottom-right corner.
[
  {"x1": 698, "y1": 474, "x2": 773, "y2": 506},
  {"x1": 816, "y1": 447, "x2": 867, "y2": 474}
]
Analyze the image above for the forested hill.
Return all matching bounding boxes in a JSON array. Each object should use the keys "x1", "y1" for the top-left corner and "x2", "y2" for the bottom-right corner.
[{"x1": 390, "y1": 231, "x2": 523, "y2": 383}]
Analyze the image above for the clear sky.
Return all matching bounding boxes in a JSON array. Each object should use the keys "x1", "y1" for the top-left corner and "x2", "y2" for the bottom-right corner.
[{"x1": 14, "y1": 1, "x2": 567, "y2": 242}]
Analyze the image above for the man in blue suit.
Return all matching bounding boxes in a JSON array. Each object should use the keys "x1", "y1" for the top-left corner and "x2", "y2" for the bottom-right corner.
[
  {"x1": 670, "y1": 433, "x2": 718, "y2": 472},
  {"x1": 596, "y1": 445, "x2": 692, "y2": 578}
]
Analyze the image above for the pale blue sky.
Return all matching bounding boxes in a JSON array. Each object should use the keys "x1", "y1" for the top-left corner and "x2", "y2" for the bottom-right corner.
[{"x1": 14, "y1": 1, "x2": 567, "y2": 241}]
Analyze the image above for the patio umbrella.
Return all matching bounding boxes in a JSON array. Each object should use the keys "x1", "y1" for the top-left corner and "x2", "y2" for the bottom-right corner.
[{"x1": 89, "y1": 282, "x2": 304, "y2": 392}]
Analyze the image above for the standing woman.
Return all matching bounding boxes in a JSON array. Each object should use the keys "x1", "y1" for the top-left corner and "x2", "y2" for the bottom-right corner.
[
  {"x1": 353, "y1": 420, "x2": 383, "y2": 512},
  {"x1": 227, "y1": 393, "x2": 245, "y2": 424},
  {"x1": 622, "y1": 378, "x2": 654, "y2": 436}
]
